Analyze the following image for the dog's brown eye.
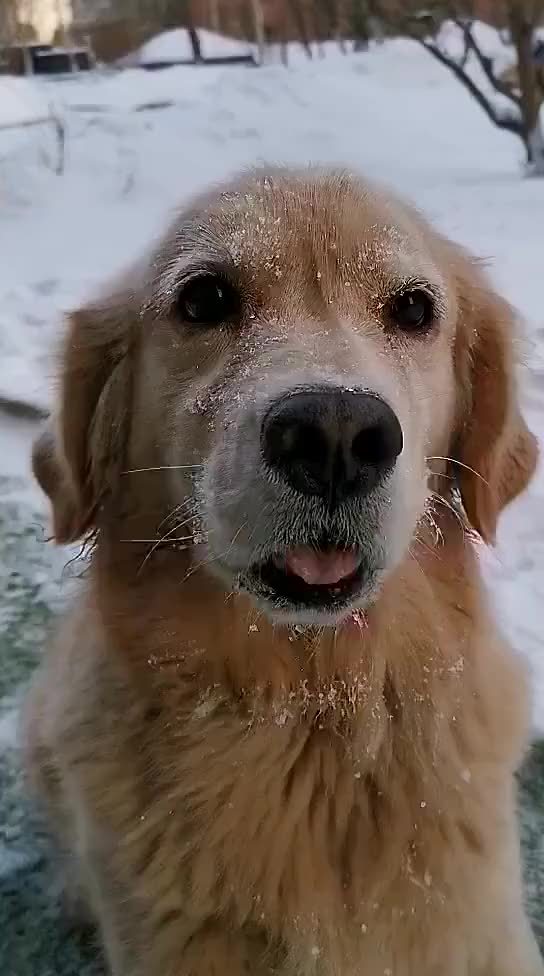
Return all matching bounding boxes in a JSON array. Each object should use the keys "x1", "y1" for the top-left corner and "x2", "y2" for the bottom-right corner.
[
  {"x1": 177, "y1": 275, "x2": 240, "y2": 326},
  {"x1": 388, "y1": 289, "x2": 435, "y2": 334}
]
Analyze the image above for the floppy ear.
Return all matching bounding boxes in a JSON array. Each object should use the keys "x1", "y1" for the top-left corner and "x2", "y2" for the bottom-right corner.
[
  {"x1": 454, "y1": 259, "x2": 538, "y2": 545},
  {"x1": 33, "y1": 301, "x2": 133, "y2": 544}
]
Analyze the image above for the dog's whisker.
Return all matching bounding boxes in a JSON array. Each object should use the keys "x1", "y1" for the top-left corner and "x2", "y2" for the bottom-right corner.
[
  {"x1": 156, "y1": 498, "x2": 198, "y2": 535},
  {"x1": 306, "y1": 626, "x2": 327, "y2": 666},
  {"x1": 245, "y1": 504, "x2": 274, "y2": 568},
  {"x1": 180, "y1": 522, "x2": 248, "y2": 585},
  {"x1": 158, "y1": 510, "x2": 202, "y2": 538},
  {"x1": 413, "y1": 529, "x2": 440, "y2": 560},
  {"x1": 427, "y1": 470, "x2": 454, "y2": 482},
  {"x1": 424, "y1": 507, "x2": 445, "y2": 546},
  {"x1": 155, "y1": 499, "x2": 205, "y2": 542},
  {"x1": 122, "y1": 464, "x2": 205, "y2": 474},
  {"x1": 122, "y1": 536, "x2": 202, "y2": 544},
  {"x1": 408, "y1": 549, "x2": 430, "y2": 586},
  {"x1": 137, "y1": 514, "x2": 209, "y2": 576},
  {"x1": 428, "y1": 491, "x2": 466, "y2": 528},
  {"x1": 425, "y1": 456, "x2": 489, "y2": 487}
]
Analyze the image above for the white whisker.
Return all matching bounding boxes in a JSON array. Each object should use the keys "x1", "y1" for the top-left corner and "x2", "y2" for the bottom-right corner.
[
  {"x1": 122, "y1": 464, "x2": 204, "y2": 474},
  {"x1": 426, "y1": 456, "x2": 489, "y2": 487},
  {"x1": 408, "y1": 549, "x2": 429, "y2": 586},
  {"x1": 121, "y1": 536, "x2": 201, "y2": 544},
  {"x1": 137, "y1": 512, "x2": 208, "y2": 575},
  {"x1": 180, "y1": 522, "x2": 248, "y2": 585},
  {"x1": 156, "y1": 499, "x2": 196, "y2": 535},
  {"x1": 427, "y1": 491, "x2": 468, "y2": 539}
]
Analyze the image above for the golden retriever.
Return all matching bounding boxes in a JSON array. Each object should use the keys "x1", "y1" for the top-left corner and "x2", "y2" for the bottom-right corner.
[{"x1": 24, "y1": 168, "x2": 543, "y2": 976}]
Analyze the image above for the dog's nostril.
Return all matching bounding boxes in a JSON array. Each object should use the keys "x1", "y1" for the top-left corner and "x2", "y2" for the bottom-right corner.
[
  {"x1": 280, "y1": 422, "x2": 326, "y2": 465},
  {"x1": 266, "y1": 419, "x2": 327, "y2": 473},
  {"x1": 262, "y1": 387, "x2": 403, "y2": 504},
  {"x1": 352, "y1": 414, "x2": 403, "y2": 468}
]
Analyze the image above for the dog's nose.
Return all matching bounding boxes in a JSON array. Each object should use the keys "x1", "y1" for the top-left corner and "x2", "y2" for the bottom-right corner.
[{"x1": 262, "y1": 388, "x2": 403, "y2": 505}]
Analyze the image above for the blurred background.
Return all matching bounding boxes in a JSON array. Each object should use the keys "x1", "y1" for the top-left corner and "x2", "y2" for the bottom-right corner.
[{"x1": 1, "y1": 3, "x2": 544, "y2": 975}]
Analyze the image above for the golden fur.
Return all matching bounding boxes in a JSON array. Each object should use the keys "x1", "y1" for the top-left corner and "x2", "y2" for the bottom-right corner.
[{"x1": 24, "y1": 168, "x2": 542, "y2": 975}]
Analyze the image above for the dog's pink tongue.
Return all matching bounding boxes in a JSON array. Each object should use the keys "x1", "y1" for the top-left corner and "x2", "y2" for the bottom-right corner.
[{"x1": 284, "y1": 548, "x2": 359, "y2": 586}]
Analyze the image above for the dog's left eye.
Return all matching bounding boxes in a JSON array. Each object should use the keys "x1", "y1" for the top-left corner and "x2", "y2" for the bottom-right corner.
[
  {"x1": 388, "y1": 289, "x2": 435, "y2": 334},
  {"x1": 176, "y1": 274, "x2": 240, "y2": 326}
]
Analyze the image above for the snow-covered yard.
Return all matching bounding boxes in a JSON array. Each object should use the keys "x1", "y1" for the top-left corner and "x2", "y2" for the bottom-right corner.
[{"x1": 2, "y1": 37, "x2": 544, "y2": 723}]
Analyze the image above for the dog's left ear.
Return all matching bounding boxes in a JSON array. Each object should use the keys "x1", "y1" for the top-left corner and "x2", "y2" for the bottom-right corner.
[
  {"x1": 453, "y1": 254, "x2": 538, "y2": 544},
  {"x1": 33, "y1": 297, "x2": 133, "y2": 544}
]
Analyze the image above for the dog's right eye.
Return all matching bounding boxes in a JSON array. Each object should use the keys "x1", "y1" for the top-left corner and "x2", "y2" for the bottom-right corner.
[{"x1": 176, "y1": 274, "x2": 240, "y2": 326}]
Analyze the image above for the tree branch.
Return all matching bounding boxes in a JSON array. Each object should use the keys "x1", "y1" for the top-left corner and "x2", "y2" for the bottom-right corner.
[
  {"x1": 453, "y1": 17, "x2": 521, "y2": 107},
  {"x1": 418, "y1": 38, "x2": 524, "y2": 138}
]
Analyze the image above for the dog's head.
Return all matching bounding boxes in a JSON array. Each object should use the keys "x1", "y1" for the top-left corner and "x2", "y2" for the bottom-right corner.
[{"x1": 34, "y1": 169, "x2": 537, "y2": 625}]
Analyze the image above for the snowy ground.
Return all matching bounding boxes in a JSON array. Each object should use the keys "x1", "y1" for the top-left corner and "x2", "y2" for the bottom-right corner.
[{"x1": 1, "y1": 38, "x2": 544, "y2": 727}]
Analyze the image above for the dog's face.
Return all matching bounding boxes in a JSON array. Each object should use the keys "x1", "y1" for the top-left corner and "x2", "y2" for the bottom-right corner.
[
  {"x1": 134, "y1": 171, "x2": 456, "y2": 625},
  {"x1": 34, "y1": 170, "x2": 537, "y2": 626}
]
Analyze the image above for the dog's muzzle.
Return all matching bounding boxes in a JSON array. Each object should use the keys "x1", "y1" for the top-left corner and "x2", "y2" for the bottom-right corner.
[{"x1": 237, "y1": 386, "x2": 404, "y2": 617}]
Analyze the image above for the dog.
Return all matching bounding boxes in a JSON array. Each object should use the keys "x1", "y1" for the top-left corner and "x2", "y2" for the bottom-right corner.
[{"x1": 24, "y1": 167, "x2": 543, "y2": 975}]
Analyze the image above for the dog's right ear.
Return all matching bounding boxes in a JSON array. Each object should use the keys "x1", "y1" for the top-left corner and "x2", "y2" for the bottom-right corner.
[{"x1": 33, "y1": 300, "x2": 133, "y2": 544}]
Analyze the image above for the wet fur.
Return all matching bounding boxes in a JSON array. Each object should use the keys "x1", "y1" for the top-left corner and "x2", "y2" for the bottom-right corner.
[{"x1": 24, "y1": 168, "x2": 542, "y2": 975}]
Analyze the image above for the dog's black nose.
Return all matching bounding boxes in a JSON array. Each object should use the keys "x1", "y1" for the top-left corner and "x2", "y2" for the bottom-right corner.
[{"x1": 262, "y1": 388, "x2": 403, "y2": 506}]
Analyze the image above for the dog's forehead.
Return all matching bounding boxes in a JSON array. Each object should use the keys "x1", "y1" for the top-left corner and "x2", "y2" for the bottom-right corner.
[{"x1": 171, "y1": 172, "x2": 433, "y2": 278}]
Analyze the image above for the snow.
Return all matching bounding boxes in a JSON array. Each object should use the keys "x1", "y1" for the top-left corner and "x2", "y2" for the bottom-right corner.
[
  {"x1": 432, "y1": 20, "x2": 519, "y2": 126},
  {"x1": 0, "y1": 77, "x2": 52, "y2": 127},
  {"x1": 122, "y1": 27, "x2": 254, "y2": 66},
  {"x1": 436, "y1": 18, "x2": 511, "y2": 63},
  {"x1": 122, "y1": 27, "x2": 194, "y2": 65},
  {"x1": 1, "y1": 40, "x2": 544, "y2": 728},
  {"x1": 198, "y1": 28, "x2": 254, "y2": 60},
  {"x1": 0, "y1": 77, "x2": 62, "y2": 212}
]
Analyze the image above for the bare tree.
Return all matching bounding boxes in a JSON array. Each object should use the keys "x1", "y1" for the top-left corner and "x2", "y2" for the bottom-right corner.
[
  {"x1": 0, "y1": 0, "x2": 18, "y2": 41},
  {"x1": 377, "y1": 0, "x2": 544, "y2": 174},
  {"x1": 286, "y1": 0, "x2": 313, "y2": 58},
  {"x1": 350, "y1": 0, "x2": 371, "y2": 49},
  {"x1": 209, "y1": 0, "x2": 220, "y2": 32},
  {"x1": 315, "y1": 0, "x2": 344, "y2": 49},
  {"x1": 507, "y1": 0, "x2": 544, "y2": 168},
  {"x1": 248, "y1": 0, "x2": 266, "y2": 63}
]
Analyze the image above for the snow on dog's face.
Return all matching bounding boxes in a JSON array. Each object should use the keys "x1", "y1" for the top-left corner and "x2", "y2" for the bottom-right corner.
[{"x1": 34, "y1": 169, "x2": 537, "y2": 625}]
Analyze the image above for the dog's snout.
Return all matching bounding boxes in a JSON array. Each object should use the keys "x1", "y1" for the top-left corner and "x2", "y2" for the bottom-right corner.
[{"x1": 262, "y1": 388, "x2": 403, "y2": 506}]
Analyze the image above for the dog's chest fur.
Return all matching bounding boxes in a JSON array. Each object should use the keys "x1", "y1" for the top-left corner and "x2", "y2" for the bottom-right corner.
[
  {"x1": 124, "y1": 656, "x2": 502, "y2": 971},
  {"x1": 81, "y1": 555, "x2": 530, "y2": 972}
]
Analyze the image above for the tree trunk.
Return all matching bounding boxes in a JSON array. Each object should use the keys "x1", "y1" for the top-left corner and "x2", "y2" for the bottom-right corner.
[
  {"x1": 55, "y1": 0, "x2": 66, "y2": 45},
  {"x1": 508, "y1": 4, "x2": 541, "y2": 163},
  {"x1": 351, "y1": 0, "x2": 370, "y2": 50},
  {"x1": 287, "y1": 0, "x2": 313, "y2": 59},
  {"x1": 528, "y1": 120, "x2": 544, "y2": 175},
  {"x1": 209, "y1": 0, "x2": 220, "y2": 33},
  {"x1": 249, "y1": 0, "x2": 266, "y2": 64},
  {"x1": 316, "y1": 0, "x2": 336, "y2": 44}
]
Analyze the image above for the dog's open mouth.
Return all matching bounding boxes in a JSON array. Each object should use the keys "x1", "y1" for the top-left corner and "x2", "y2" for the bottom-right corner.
[{"x1": 250, "y1": 546, "x2": 366, "y2": 609}]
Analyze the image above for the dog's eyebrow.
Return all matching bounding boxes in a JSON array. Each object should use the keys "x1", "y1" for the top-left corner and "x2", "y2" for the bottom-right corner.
[
  {"x1": 148, "y1": 239, "x2": 237, "y2": 318},
  {"x1": 388, "y1": 274, "x2": 446, "y2": 303},
  {"x1": 381, "y1": 266, "x2": 448, "y2": 315}
]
